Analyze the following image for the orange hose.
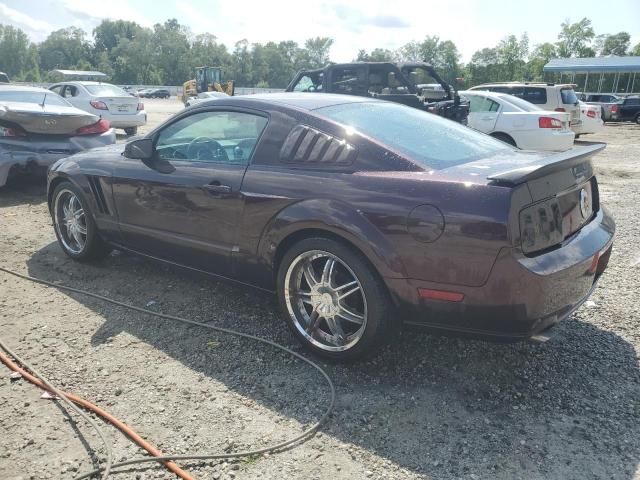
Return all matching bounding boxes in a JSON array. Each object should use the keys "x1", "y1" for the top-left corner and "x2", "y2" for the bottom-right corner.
[{"x1": 0, "y1": 350, "x2": 195, "y2": 480}]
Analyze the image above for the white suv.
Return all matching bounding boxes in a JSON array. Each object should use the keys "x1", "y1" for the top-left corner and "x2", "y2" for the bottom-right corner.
[{"x1": 467, "y1": 82, "x2": 582, "y2": 132}]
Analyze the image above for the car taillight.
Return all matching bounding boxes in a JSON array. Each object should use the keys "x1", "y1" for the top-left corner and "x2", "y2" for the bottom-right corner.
[
  {"x1": 538, "y1": 117, "x2": 563, "y2": 129},
  {"x1": 90, "y1": 100, "x2": 108, "y2": 110},
  {"x1": 137, "y1": 102, "x2": 144, "y2": 111},
  {"x1": 611, "y1": 104, "x2": 618, "y2": 113},
  {"x1": 554, "y1": 107, "x2": 566, "y2": 112},
  {"x1": 76, "y1": 119, "x2": 111, "y2": 135},
  {"x1": 586, "y1": 110, "x2": 596, "y2": 118},
  {"x1": 1, "y1": 126, "x2": 27, "y2": 137}
]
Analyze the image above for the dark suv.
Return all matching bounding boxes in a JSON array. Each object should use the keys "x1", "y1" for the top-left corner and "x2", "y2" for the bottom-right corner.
[
  {"x1": 145, "y1": 88, "x2": 170, "y2": 99},
  {"x1": 286, "y1": 62, "x2": 469, "y2": 124},
  {"x1": 616, "y1": 96, "x2": 640, "y2": 123}
]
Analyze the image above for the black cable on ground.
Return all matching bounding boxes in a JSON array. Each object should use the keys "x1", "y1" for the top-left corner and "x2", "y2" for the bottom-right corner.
[{"x1": 0, "y1": 265, "x2": 336, "y2": 479}]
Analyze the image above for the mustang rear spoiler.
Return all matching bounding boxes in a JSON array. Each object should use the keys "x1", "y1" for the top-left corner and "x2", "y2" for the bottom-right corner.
[{"x1": 487, "y1": 143, "x2": 606, "y2": 186}]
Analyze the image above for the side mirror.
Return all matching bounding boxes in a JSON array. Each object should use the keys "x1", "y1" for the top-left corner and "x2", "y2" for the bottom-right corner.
[{"x1": 124, "y1": 138, "x2": 154, "y2": 160}]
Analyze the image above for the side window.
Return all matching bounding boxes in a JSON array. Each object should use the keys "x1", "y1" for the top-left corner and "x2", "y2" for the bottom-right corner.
[
  {"x1": 155, "y1": 111, "x2": 268, "y2": 165},
  {"x1": 330, "y1": 68, "x2": 367, "y2": 95},
  {"x1": 294, "y1": 75, "x2": 320, "y2": 92},
  {"x1": 50, "y1": 85, "x2": 63, "y2": 95},
  {"x1": 523, "y1": 87, "x2": 547, "y2": 104},
  {"x1": 626, "y1": 98, "x2": 639, "y2": 105},
  {"x1": 485, "y1": 98, "x2": 500, "y2": 112},
  {"x1": 62, "y1": 86, "x2": 78, "y2": 98},
  {"x1": 467, "y1": 95, "x2": 486, "y2": 112}
]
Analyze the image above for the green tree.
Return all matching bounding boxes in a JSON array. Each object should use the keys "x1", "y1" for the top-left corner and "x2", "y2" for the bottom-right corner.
[
  {"x1": 356, "y1": 48, "x2": 395, "y2": 62},
  {"x1": 556, "y1": 18, "x2": 595, "y2": 57},
  {"x1": 0, "y1": 24, "x2": 32, "y2": 78},
  {"x1": 396, "y1": 36, "x2": 461, "y2": 83},
  {"x1": 300, "y1": 37, "x2": 333, "y2": 69},
  {"x1": 632, "y1": 42, "x2": 640, "y2": 56},
  {"x1": 528, "y1": 42, "x2": 557, "y2": 80},
  {"x1": 39, "y1": 27, "x2": 91, "y2": 71},
  {"x1": 600, "y1": 32, "x2": 631, "y2": 56}
]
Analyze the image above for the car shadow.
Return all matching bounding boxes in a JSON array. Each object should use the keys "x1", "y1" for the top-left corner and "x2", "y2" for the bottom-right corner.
[
  {"x1": 0, "y1": 176, "x2": 48, "y2": 208},
  {"x1": 24, "y1": 243, "x2": 640, "y2": 480}
]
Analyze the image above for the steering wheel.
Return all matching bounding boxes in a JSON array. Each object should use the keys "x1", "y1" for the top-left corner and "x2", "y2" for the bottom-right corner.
[
  {"x1": 306, "y1": 85, "x2": 317, "y2": 92},
  {"x1": 186, "y1": 136, "x2": 229, "y2": 162}
]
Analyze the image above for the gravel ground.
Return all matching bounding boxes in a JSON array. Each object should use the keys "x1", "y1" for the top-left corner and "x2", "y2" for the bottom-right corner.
[{"x1": 0, "y1": 103, "x2": 639, "y2": 480}]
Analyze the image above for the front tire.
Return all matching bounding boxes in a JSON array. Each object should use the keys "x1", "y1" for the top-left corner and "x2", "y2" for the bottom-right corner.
[
  {"x1": 635, "y1": 113, "x2": 640, "y2": 125},
  {"x1": 51, "y1": 181, "x2": 111, "y2": 261},
  {"x1": 124, "y1": 127, "x2": 137, "y2": 136},
  {"x1": 277, "y1": 237, "x2": 394, "y2": 361}
]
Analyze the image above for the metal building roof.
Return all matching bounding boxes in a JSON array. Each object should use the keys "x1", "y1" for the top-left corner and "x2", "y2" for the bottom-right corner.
[
  {"x1": 543, "y1": 56, "x2": 640, "y2": 73},
  {"x1": 50, "y1": 70, "x2": 108, "y2": 78}
]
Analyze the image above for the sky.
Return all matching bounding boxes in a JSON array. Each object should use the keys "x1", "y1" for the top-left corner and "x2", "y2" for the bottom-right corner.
[{"x1": 1, "y1": 0, "x2": 639, "y2": 62}]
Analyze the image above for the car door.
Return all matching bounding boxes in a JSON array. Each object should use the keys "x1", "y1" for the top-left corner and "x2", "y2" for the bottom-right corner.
[
  {"x1": 111, "y1": 108, "x2": 269, "y2": 277},
  {"x1": 467, "y1": 95, "x2": 500, "y2": 133}
]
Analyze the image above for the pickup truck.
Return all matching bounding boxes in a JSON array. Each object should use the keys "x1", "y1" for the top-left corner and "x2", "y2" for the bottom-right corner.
[
  {"x1": 579, "y1": 93, "x2": 621, "y2": 121},
  {"x1": 615, "y1": 96, "x2": 640, "y2": 123},
  {"x1": 286, "y1": 62, "x2": 469, "y2": 124}
]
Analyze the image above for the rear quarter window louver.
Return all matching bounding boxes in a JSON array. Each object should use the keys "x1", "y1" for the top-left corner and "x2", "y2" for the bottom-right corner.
[{"x1": 280, "y1": 125, "x2": 357, "y2": 165}]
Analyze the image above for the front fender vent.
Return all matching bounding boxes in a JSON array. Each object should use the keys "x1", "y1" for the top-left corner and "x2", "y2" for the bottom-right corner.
[
  {"x1": 280, "y1": 125, "x2": 357, "y2": 165},
  {"x1": 87, "y1": 176, "x2": 110, "y2": 215}
]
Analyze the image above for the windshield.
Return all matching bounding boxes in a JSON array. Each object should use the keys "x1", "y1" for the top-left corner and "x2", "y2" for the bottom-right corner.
[
  {"x1": 316, "y1": 102, "x2": 510, "y2": 170},
  {"x1": 561, "y1": 88, "x2": 578, "y2": 105},
  {"x1": 85, "y1": 84, "x2": 128, "y2": 96},
  {"x1": 0, "y1": 90, "x2": 71, "y2": 106},
  {"x1": 499, "y1": 95, "x2": 543, "y2": 111}
]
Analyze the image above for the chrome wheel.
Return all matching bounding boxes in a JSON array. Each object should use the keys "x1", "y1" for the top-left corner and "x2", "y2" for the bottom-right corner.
[
  {"x1": 284, "y1": 250, "x2": 367, "y2": 352},
  {"x1": 54, "y1": 189, "x2": 87, "y2": 254}
]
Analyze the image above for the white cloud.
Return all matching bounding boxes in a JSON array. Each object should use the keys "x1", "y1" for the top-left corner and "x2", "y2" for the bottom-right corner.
[
  {"x1": 62, "y1": 0, "x2": 152, "y2": 28},
  {"x1": 0, "y1": 2, "x2": 53, "y2": 40}
]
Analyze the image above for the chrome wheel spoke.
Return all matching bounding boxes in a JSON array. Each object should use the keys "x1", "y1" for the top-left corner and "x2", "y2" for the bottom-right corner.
[
  {"x1": 334, "y1": 280, "x2": 357, "y2": 293},
  {"x1": 326, "y1": 317, "x2": 346, "y2": 344},
  {"x1": 70, "y1": 226, "x2": 84, "y2": 247},
  {"x1": 336, "y1": 306, "x2": 364, "y2": 325},
  {"x1": 321, "y1": 258, "x2": 335, "y2": 285},
  {"x1": 338, "y1": 285, "x2": 361, "y2": 301},
  {"x1": 305, "y1": 310, "x2": 322, "y2": 334},
  {"x1": 303, "y1": 260, "x2": 319, "y2": 288}
]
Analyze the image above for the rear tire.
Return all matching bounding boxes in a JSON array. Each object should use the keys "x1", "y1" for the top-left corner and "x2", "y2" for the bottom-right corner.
[
  {"x1": 635, "y1": 113, "x2": 640, "y2": 125},
  {"x1": 51, "y1": 181, "x2": 111, "y2": 262},
  {"x1": 277, "y1": 237, "x2": 394, "y2": 361},
  {"x1": 490, "y1": 132, "x2": 517, "y2": 147},
  {"x1": 124, "y1": 127, "x2": 137, "y2": 136}
]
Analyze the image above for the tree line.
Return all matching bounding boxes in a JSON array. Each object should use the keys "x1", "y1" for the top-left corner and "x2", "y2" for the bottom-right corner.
[{"x1": 0, "y1": 17, "x2": 638, "y2": 88}]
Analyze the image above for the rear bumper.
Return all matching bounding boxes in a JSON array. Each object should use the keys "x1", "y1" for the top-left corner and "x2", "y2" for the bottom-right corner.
[
  {"x1": 387, "y1": 206, "x2": 615, "y2": 339},
  {"x1": 573, "y1": 119, "x2": 604, "y2": 135},
  {"x1": 103, "y1": 111, "x2": 147, "y2": 128},
  {"x1": 0, "y1": 129, "x2": 115, "y2": 186},
  {"x1": 515, "y1": 129, "x2": 575, "y2": 152}
]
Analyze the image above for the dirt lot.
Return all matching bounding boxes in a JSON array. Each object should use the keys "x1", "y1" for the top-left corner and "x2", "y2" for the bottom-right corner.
[{"x1": 1, "y1": 102, "x2": 639, "y2": 480}]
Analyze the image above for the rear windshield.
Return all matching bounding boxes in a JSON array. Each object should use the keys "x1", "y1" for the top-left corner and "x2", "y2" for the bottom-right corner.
[
  {"x1": 85, "y1": 84, "x2": 127, "y2": 96},
  {"x1": 500, "y1": 95, "x2": 543, "y2": 111},
  {"x1": 561, "y1": 88, "x2": 578, "y2": 105},
  {"x1": 0, "y1": 90, "x2": 70, "y2": 106},
  {"x1": 316, "y1": 102, "x2": 510, "y2": 170}
]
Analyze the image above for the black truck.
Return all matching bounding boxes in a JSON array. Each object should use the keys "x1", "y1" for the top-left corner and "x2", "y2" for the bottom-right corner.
[
  {"x1": 615, "y1": 96, "x2": 640, "y2": 123},
  {"x1": 286, "y1": 62, "x2": 469, "y2": 124}
]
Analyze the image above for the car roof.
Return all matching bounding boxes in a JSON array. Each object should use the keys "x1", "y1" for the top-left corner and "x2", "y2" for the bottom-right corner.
[
  {"x1": 0, "y1": 85, "x2": 50, "y2": 93},
  {"x1": 222, "y1": 92, "x2": 379, "y2": 111},
  {"x1": 471, "y1": 82, "x2": 576, "y2": 89}
]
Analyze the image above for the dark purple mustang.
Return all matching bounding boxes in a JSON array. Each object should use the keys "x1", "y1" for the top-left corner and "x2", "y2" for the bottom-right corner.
[{"x1": 47, "y1": 93, "x2": 614, "y2": 360}]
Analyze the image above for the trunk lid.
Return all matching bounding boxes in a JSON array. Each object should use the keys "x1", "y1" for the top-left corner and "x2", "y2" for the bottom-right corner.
[
  {"x1": 101, "y1": 96, "x2": 139, "y2": 115},
  {"x1": 0, "y1": 101, "x2": 99, "y2": 135}
]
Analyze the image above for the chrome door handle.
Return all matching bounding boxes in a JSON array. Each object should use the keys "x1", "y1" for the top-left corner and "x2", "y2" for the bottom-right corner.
[{"x1": 203, "y1": 183, "x2": 232, "y2": 194}]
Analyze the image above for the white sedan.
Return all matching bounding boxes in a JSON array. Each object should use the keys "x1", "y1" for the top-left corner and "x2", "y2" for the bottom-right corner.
[
  {"x1": 49, "y1": 81, "x2": 147, "y2": 136},
  {"x1": 573, "y1": 101, "x2": 604, "y2": 137},
  {"x1": 185, "y1": 91, "x2": 229, "y2": 107},
  {"x1": 460, "y1": 90, "x2": 575, "y2": 152}
]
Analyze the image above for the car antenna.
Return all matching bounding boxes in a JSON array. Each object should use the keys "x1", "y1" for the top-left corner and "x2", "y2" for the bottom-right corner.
[{"x1": 40, "y1": 92, "x2": 47, "y2": 107}]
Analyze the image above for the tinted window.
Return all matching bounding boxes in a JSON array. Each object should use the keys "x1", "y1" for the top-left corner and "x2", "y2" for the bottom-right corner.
[
  {"x1": 625, "y1": 97, "x2": 639, "y2": 105},
  {"x1": 317, "y1": 102, "x2": 510, "y2": 170},
  {"x1": 500, "y1": 95, "x2": 543, "y2": 111},
  {"x1": 561, "y1": 88, "x2": 578, "y2": 105},
  {"x1": 490, "y1": 86, "x2": 524, "y2": 97},
  {"x1": 330, "y1": 68, "x2": 367, "y2": 95},
  {"x1": 156, "y1": 111, "x2": 268, "y2": 165},
  {"x1": 0, "y1": 90, "x2": 71, "y2": 106},
  {"x1": 85, "y1": 84, "x2": 127, "y2": 96},
  {"x1": 523, "y1": 87, "x2": 547, "y2": 104},
  {"x1": 466, "y1": 95, "x2": 500, "y2": 113}
]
